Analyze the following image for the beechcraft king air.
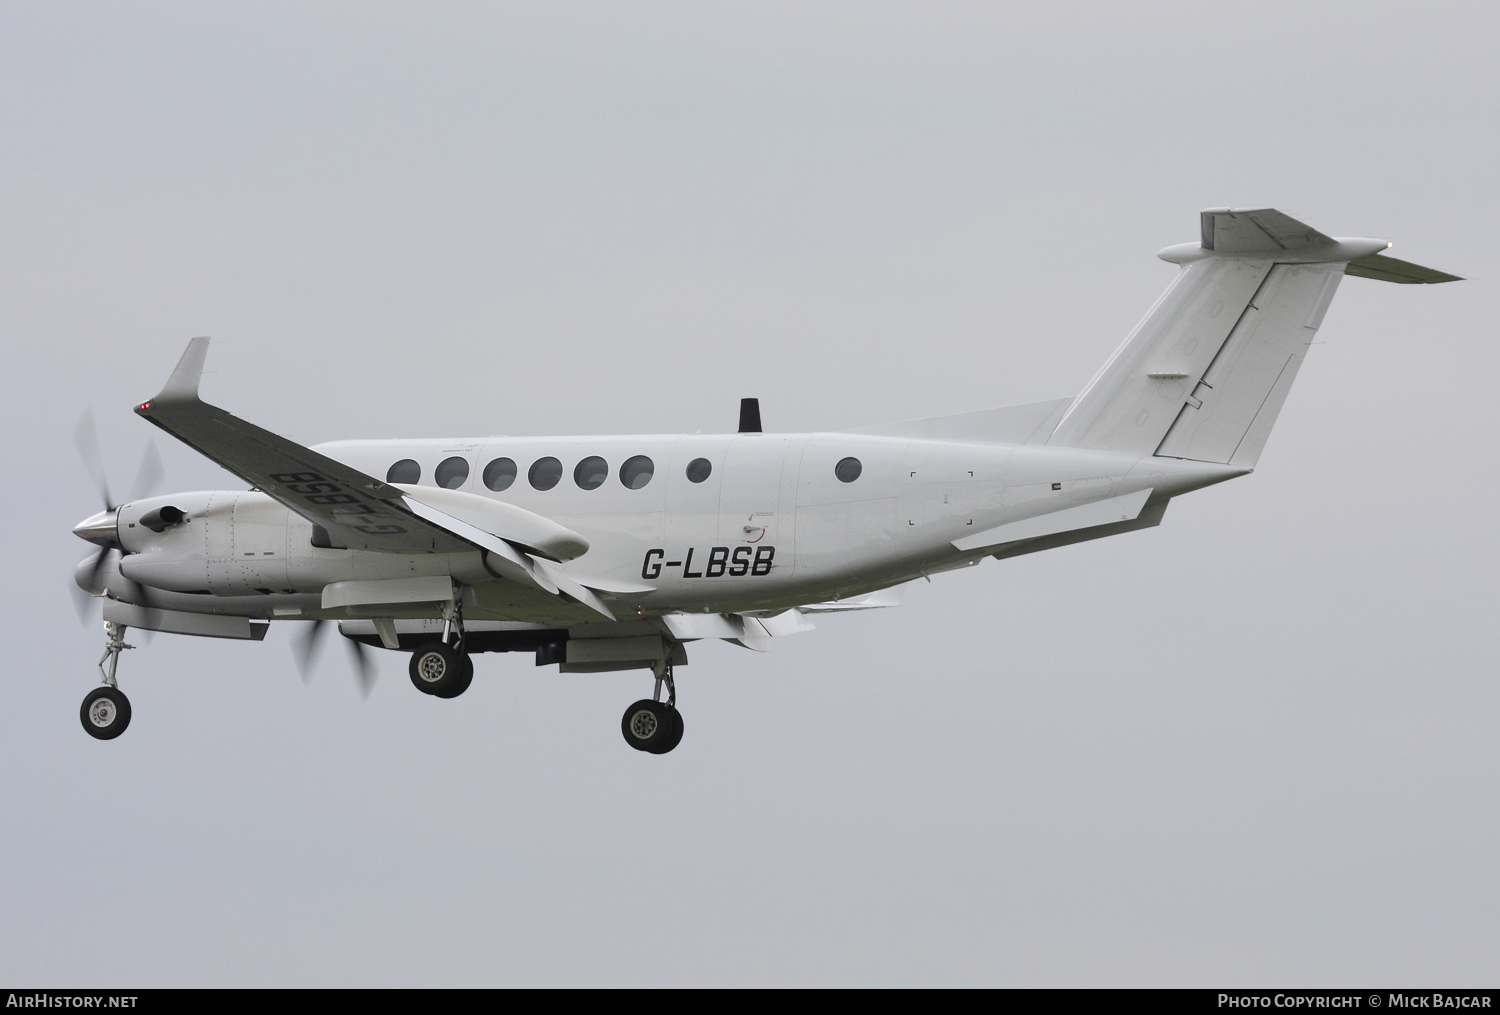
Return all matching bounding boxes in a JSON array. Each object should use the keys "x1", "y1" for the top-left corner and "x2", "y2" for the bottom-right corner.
[{"x1": 70, "y1": 208, "x2": 1460, "y2": 751}]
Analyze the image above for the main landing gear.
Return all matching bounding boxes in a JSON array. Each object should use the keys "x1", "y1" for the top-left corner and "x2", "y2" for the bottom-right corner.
[
  {"x1": 81, "y1": 621, "x2": 133, "y2": 740},
  {"x1": 408, "y1": 601, "x2": 473, "y2": 699},
  {"x1": 621, "y1": 659, "x2": 684, "y2": 755}
]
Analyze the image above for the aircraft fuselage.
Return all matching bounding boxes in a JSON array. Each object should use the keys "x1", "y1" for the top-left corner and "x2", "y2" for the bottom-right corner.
[{"x1": 101, "y1": 432, "x2": 1242, "y2": 623}]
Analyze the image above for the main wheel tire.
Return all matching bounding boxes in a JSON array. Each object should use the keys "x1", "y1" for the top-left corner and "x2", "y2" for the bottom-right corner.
[
  {"x1": 621, "y1": 699, "x2": 673, "y2": 752},
  {"x1": 648, "y1": 706, "x2": 684, "y2": 755},
  {"x1": 408, "y1": 642, "x2": 463, "y2": 697},
  {"x1": 80, "y1": 686, "x2": 131, "y2": 740},
  {"x1": 433, "y1": 654, "x2": 474, "y2": 699}
]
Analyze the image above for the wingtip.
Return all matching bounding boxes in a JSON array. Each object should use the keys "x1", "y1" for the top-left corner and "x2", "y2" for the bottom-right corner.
[{"x1": 145, "y1": 336, "x2": 211, "y2": 409}]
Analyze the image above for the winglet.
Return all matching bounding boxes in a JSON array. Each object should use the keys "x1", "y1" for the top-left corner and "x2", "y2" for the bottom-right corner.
[{"x1": 143, "y1": 337, "x2": 210, "y2": 408}]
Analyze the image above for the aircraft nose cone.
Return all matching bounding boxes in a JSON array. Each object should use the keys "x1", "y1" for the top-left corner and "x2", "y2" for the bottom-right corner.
[{"x1": 74, "y1": 508, "x2": 120, "y2": 548}]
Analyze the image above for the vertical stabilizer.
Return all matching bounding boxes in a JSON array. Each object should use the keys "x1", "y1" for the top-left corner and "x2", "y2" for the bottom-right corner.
[
  {"x1": 1048, "y1": 208, "x2": 1457, "y2": 466},
  {"x1": 1047, "y1": 255, "x2": 1272, "y2": 453}
]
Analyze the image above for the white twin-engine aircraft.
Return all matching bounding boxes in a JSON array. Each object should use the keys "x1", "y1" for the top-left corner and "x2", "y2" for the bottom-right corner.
[{"x1": 71, "y1": 208, "x2": 1458, "y2": 751}]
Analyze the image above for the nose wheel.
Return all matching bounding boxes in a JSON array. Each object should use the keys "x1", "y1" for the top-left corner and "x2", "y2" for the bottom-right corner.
[
  {"x1": 81, "y1": 621, "x2": 134, "y2": 740},
  {"x1": 621, "y1": 661, "x2": 684, "y2": 754},
  {"x1": 81, "y1": 686, "x2": 132, "y2": 740}
]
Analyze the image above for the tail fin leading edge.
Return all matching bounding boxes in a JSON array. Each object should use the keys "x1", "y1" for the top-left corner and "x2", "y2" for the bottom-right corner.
[{"x1": 1047, "y1": 208, "x2": 1458, "y2": 466}]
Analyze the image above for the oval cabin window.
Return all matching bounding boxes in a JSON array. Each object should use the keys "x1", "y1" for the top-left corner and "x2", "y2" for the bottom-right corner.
[
  {"x1": 387, "y1": 459, "x2": 420, "y2": 484},
  {"x1": 835, "y1": 457, "x2": 862, "y2": 483},
  {"x1": 686, "y1": 458, "x2": 712, "y2": 484},
  {"x1": 529, "y1": 457, "x2": 563, "y2": 491},
  {"x1": 619, "y1": 455, "x2": 654, "y2": 490},
  {"x1": 483, "y1": 457, "x2": 517, "y2": 491},
  {"x1": 574, "y1": 456, "x2": 609, "y2": 490},
  {"x1": 434, "y1": 457, "x2": 469, "y2": 490}
]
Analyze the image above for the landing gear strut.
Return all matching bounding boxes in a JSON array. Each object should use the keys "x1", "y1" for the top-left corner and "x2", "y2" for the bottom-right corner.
[
  {"x1": 408, "y1": 598, "x2": 473, "y2": 699},
  {"x1": 81, "y1": 621, "x2": 133, "y2": 740},
  {"x1": 621, "y1": 659, "x2": 684, "y2": 754}
]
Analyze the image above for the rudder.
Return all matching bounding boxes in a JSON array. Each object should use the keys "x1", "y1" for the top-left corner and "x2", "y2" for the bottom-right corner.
[{"x1": 1155, "y1": 261, "x2": 1341, "y2": 466}]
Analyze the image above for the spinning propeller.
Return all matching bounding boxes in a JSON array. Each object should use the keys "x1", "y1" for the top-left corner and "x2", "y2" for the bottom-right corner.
[
  {"x1": 293, "y1": 618, "x2": 377, "y2": 700},
  {"x1": 70, "y1": 410, "x2": 164, "y2": 622}
]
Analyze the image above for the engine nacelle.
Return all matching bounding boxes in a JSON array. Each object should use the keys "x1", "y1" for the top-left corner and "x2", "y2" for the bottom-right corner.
[{"x1": 117, "y1": 490, "x2": 492, "y2": 597}]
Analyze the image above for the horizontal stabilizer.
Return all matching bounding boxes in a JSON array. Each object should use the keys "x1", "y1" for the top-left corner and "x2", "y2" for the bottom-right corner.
[
  {"x1": 1345, "y1": 252, "x2": 1463, "y2": 284},
  {"x1": 1201, "y1": 208, "x2": 1332, "y2": 253}
]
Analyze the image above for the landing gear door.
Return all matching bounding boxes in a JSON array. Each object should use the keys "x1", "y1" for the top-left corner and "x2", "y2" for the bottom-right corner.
[{"x1": 718, "y1": 435, "x2": 790, "y2": 579}]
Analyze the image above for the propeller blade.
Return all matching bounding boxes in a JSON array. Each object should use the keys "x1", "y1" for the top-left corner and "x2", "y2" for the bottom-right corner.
[
  {"x1": 346, "y1": 637, "x2": 376, "y2": 700},
  {"x1": 292, "y1": 619, "x2": 328, "y2": 683},
  {"x1": 84, "y1": 546, "x2": 112, "y2": 591},
  {"x1": 72, "y1": 546, "x2": 114, "y2": 614},
  {"x1": 70, "y1": 576, "x2": 98, "y2": 625},
  {"x1": 73, "y1": 410, "x2": 114, "y2": 510},
  {"x1": 128, "y1": 440, "x2": 165, "y2": 504}
]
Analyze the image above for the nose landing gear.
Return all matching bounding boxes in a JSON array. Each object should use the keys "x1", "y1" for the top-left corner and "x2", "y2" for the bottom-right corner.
[
  {"x1": 81, "y1": 621, "x2": 133, "y2": 740},
  {"x1": 622, "y1": 660, "x2": 684, "y2": 754}
]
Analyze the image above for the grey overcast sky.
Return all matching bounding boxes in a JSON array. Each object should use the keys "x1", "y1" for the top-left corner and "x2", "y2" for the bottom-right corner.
[{"x1": 1, "y1": 0, "x2": 1495, "y2": 986}]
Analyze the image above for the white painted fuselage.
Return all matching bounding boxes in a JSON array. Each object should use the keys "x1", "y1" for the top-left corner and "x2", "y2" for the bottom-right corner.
[{"x1": 102, "y1": 431, "x2": 1241, "y2": 624}]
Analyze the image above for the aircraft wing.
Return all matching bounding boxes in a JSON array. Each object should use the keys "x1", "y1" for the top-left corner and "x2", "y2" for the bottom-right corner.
[
  {"x1": 134, "y1": 338, "x2": 618, "y2": 618},
  {"x1": 135, "y1": 338, "x2": 469, "y2": 555}
]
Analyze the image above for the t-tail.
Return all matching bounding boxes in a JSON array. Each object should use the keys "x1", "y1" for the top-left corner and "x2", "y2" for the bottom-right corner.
[{"x1": 1046, "y1": 208, "x2": 1461, "y2": 466}]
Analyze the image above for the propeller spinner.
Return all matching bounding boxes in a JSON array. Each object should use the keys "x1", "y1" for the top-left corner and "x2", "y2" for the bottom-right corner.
[{"x1": 70, "y1": 410, "x2": 165, "y2": 619}]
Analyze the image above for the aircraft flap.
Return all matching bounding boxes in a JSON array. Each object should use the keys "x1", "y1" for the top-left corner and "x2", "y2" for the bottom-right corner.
[{"x1": 322, "y1": 576, "x2": 456, "y2": 610}]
